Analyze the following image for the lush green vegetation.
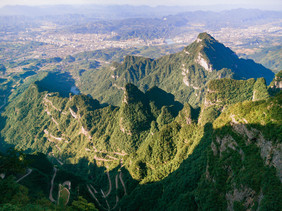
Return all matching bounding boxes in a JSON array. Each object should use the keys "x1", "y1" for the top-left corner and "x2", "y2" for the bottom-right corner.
[
  {"x1": 253, "y1": 78, "x2": 269, "y2": 101},
  {"x1": 198, "y1": 78, "x2": 268, "y2": 125},
  {"x1": 0, "y1": 70, "x2": 281, "y2": 210},
  {"x1": 79, "y1": 33, "x2": 273, "y2": 107},
  {"x1": 269, "y1": 70, "x2": 282, "y2": 97},
  {"x1": 0, "y1": 33, "x2": 274, "y2": 110},
  {"x1": 0, "y1": 149, "x2": 99, "y2": 210},
  {"x1": 206, "y1": 78, "x2": 256, "y2": 105},
  {"x1": 0, "y1": 33, "x2": 280, "y2": 210},
  {"x1": 58, "y1": 184, "x2": 70, "y2": 206}
]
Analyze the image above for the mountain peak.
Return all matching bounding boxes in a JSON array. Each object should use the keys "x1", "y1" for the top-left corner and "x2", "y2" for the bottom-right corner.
[
  {"x1": 122, "y1": 83, "x2": 147, "y2": 104},
  {"x1": 197, "y1": 32, "x2": 216, "y2": 43}
]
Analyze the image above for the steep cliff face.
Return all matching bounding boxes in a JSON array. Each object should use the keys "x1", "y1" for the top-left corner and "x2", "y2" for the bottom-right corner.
[
  {"x1": 199, "y1": 92, "x2": 282, "y2": 211},
  {"x1": 119, "y1": 83, "x2": 153, "y2": 136},
  {"x1": 270, "y1": 71, "x2": 282, "y2": 89}
]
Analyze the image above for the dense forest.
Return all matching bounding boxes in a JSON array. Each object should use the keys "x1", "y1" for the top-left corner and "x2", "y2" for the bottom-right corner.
[{"x1": 0, "y1": 70, "x2": 281, "y2": 210}]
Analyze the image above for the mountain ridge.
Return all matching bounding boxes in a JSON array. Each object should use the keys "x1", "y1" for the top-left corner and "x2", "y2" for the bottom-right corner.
[{"x1": 80, "y1": 32, "x2": 274, "y2": 107}]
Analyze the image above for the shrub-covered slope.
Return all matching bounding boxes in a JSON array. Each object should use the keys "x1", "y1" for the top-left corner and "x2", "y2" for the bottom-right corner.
[
  {"x1": 117, "y1": 83, "x2": 282, "y2": 211},
  {"x1": 1, "y1": 79, "x2": 188, "y2": 171},
  {"x1": 198, "y1": 77, "x2": 270, "y2": 125}
]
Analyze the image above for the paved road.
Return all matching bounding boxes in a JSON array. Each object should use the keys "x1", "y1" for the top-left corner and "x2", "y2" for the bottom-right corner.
[
  {"x1": 16, "y1": 168, "x2": 32, "y2": 183},
  {"x1": 49, "y1": 167, "x2": 57, "y2": 203}
]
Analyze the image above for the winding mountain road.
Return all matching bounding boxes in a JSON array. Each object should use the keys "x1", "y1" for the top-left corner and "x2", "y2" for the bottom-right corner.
[
  {"x1": 90, "y1": 184, "x2": 98, "y2": 194},
  {"x1": 16, "y1": 168, "x2": 32, "y2": 183},
  {"x1": 101, "y1": 189, "x2": 111, "y2": 210},
  {"x1": 104, "y1": 171, "x2": 112, "y2": 197},
  {"x1": 44, "y1": 94, "x2": 61, "y2": 112},
  {"x1": 49, "y1": 167, "x2": 57, "y2": 203},
  {"x1": 87, "y1": 170, "x2": 127, "y2": 210},
  {"x1": 87, "y1": 184, "x2": 105, "y2": 209},
  {"x1": 119, "y1": 172, "x2": 127, "y2": 195}
]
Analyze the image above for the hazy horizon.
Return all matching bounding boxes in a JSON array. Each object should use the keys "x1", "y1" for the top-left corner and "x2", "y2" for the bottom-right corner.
[{"x1": 0, "y1": 0, "x2": 281, "y2": 11}]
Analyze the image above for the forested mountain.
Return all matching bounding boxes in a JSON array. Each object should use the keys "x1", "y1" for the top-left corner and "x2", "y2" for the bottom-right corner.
[
  {"x1": 0, "y1": 1, "x2": 281, "y2": 210},
  {"x1": 80, "y1": 33, "x2": 274, "y2": 107},
  {"x1": 0, "y1": 66, "x2": 281, "y2": 210},
  {"x1": 241, "y1": 45, "x2": 282, "y2": 73}
]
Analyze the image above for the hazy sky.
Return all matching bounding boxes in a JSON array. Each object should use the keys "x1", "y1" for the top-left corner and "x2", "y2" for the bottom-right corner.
[{"x1": 1, "y1": 0, "x2": 281, "y2": 7}]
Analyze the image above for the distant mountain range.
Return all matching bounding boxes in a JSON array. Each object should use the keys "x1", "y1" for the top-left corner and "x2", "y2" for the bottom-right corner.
[
  {"x1": 1, "y1": 5, "x2": 282, "y2": 17},
  {"x1": 1, "y1": 8, "x2": 281, "y2": 39}
]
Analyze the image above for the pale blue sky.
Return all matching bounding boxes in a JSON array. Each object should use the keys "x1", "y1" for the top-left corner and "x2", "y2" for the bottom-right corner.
[{"x1": 1, "y1": 0, "x2": 281, "y2": 7}]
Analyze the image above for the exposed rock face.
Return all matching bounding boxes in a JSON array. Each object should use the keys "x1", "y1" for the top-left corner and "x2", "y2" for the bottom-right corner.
[
  {"x1": 274, "y1": 80, "x2": 282, "y2": 89},
  {"x1": 196, "y1": 38, "x2": 202, "y2": 43},
  {"x1": 230, "y1": 114, "x2": 282, "y2": 182},
  {"x1": 181, "y1": 64, "x2": 201, "y2": 90},
  {"x1": 181, "y1": 64, "x2": 190, "y2": 86},
  {"x1": 183, "y1": 77, "x2": 190, "y2": 86},
  {"x1": 271, "y1": 73, "x2": 282, "y2": 89},
  {"x1": 256, "y1": 135, "x2": 282, "y2": 182},
  {"x1": 214, "y1": 135, "x2": 238, "y2": 157},
  {"x1": 195, "y1": 53, "x2": 213, "y2": 72},
  {"x1": 226, "y1": 186, "x2": 256, "y2": 211},
  {"x1": 122, "y1": 91, "x2": 129, "y2": 104}
]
